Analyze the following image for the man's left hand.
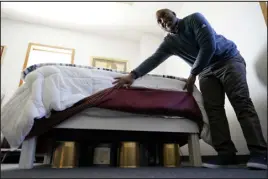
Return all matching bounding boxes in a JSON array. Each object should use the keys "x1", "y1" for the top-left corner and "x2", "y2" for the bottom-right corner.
[{"x1": 183, "y1": 74, "x2": 196, "y2": 94}]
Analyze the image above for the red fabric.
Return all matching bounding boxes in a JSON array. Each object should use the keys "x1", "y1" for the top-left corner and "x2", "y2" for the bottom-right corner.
[
  {"x1": 1, "y1": 87, "x2": 203, "y2": 149},
  {"x1": 96, "y1": 88, "x2": 202, "y2": 120},
  {"x1": 3, "y1": 87, "x2": 204, "y2": 150},
  {"x1": 23, "y1": 87, "x2": 202, "y2": 142}
]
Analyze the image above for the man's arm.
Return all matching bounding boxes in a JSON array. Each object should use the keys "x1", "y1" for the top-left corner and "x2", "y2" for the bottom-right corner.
[
  {"x1": 131, "y1": 41, "x2": 172, "y2": 79},
  {"x1": 190, "y1": 13, "x2": 216, "y2": 76}
]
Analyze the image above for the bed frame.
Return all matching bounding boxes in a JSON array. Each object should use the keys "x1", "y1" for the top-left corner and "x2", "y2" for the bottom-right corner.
[{"x1": 18, "y1": 116, "x2": 202, "y2": 169}]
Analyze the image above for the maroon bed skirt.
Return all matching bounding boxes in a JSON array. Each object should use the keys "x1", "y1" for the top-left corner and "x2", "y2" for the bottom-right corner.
[
  {"x1": 26, "y1": 87, "x2": 203, "y2": 138},
  {"x1": 98, "y1": 87, "x2": 202, "y2": 119},
  {"x1": 2, "y1": 87, "x2": 203, "y2": 150}
]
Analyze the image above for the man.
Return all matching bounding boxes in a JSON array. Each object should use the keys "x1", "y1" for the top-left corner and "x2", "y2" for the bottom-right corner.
[{"x1": 113, "y1": 9, "x2": 267, "y2": 170}]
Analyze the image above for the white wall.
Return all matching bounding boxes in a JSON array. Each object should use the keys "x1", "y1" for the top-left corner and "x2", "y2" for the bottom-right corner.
[
  {"x1": 139, "y1": 33, "x2": 167, "y2": 75},
  {"x1": 174, "y1": 2, "x2": 267, "y2": 156},
  {"x1": 1, "y1": 19, "x2": 142, "y2": 103},
  {"x1": 1, "y1": 19, "x2": 167, "y2": 104}
]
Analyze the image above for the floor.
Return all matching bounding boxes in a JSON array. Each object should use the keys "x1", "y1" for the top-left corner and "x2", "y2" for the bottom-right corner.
[{"x1": 1, "y1": 164, "x2": 267, "y2": 178}]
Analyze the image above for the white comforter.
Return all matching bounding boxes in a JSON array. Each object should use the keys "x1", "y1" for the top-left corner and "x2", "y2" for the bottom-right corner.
[{"x1": 1, "y1": 65, "x2": 212, "y2": 149}]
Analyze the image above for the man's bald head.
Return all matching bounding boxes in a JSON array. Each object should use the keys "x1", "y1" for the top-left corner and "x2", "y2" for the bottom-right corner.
[
  {"x1": 155, "y1": 9, "x2": 178, "y2": 33},
  {"x1": 156, "y1": 9, "x2": 176, "y2": 19}
]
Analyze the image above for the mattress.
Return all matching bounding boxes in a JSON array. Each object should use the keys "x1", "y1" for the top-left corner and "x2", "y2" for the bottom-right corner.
[
  {"x1": 56, "y1": 108, "x2": 199, "y2": 133},
  {"x1": 63, "y1": 107, "x2": 166, "y2": 118},
  {"x1": 1, "y1": 63, "x2": 212, "y2": 149}
]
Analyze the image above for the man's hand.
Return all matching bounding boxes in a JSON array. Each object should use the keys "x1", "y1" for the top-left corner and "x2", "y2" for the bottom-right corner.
[
  {"x1": 112, "y1": 74, "x2": 135, "y2": 88},
  {"x1": 183, "y1": 74, "x2": 196, "y2": 94}
]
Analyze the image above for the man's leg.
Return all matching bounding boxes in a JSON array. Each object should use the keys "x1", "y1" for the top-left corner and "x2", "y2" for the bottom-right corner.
[
  {"x1": 217, "y1": 57, "x2": 267, "y2": 169},
  {"x1": 199, "y1": 69, "x2": 237, "y2": 168}
]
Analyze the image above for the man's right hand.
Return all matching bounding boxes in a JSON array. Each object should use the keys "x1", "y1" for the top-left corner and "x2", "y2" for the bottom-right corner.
[{"x1": 112, "y1": 74, "x2": 135, "y2": 88}]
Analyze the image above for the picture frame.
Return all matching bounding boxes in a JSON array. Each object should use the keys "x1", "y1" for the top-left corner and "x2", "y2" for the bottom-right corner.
[{"x1": 91, "y1": 56, "x2": 128, "y2": 72}]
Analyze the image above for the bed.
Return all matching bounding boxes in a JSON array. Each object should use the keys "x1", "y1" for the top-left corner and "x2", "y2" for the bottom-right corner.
[
  {"x1": 1, "y1": 63, "x2": 212, "y2": 169},
  {"x1": 19, "y1": 108, "x2": 202, "y2": 169}
]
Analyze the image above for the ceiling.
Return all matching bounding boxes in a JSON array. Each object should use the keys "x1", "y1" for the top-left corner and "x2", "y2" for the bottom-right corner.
[{"x1": 1, "y1": 2, "x2": 185, "y2": 41}]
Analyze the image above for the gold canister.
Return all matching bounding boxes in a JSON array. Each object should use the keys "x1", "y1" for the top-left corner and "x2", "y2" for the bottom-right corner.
[
  {"x1": 119, "y1": 142, "x2": 139, "y2": 168},
  {"x1": 52, "y1": 141, "x2": 79, "y2": 168},
  {"x1": 163, "y1": 144, "x2": 181, "y2": 167}
]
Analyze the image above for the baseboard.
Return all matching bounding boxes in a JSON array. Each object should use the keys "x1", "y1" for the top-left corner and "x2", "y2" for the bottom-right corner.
[{"x1": 181, "y1": 155, "x2": 250, "y2": 164}]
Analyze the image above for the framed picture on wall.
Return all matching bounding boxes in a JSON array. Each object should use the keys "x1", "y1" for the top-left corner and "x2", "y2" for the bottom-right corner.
[{"x1": 91, "y1": 57, "x2": 128, "y2": 72}]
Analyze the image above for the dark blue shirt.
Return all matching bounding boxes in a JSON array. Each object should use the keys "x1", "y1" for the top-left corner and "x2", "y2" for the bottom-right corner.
[{"x1": 132, "y1": 12, "x2": 239, "y2": 78}]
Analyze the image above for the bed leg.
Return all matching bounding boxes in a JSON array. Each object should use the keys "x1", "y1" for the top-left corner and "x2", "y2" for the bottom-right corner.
[
  {"x1": 188, "y1": 133, "x2": 202, "y2": 167},
  {"x1": 43, "y1": 139, "x2": 53, "y2": 165},
  {"x1": 19, "y1": 137, "x2": 37, "y2": 169}
]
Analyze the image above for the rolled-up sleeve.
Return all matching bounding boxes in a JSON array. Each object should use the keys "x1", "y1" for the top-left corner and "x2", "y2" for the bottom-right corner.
[{"x1": 190, "y1": 13, "x2": 216, "y2": 76}]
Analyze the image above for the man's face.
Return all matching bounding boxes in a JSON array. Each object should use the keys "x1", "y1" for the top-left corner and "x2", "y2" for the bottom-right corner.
[{"x1": 156, "y1": 9, "x2": 177, "y2": 33}]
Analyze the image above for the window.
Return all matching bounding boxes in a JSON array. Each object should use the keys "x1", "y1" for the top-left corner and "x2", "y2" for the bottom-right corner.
[
  {"x1": 19, "y1": 43, "x2": 75, "y2": 86},
  {"x1": 91, "y1": 56, "x2": 128, "y2": 72},
  {"x1": 1, "y1": 45, "x2": 6, "y2": 64}
]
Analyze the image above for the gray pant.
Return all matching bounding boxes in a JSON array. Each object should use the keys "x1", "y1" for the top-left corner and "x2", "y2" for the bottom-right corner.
[{"x1": 199, "y1": 54, "x2": 267, "y2": 156}]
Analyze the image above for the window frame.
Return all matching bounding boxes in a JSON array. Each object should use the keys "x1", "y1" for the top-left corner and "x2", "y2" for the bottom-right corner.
[
  {"x1": 19, "y1": 42, "x2": 75, "y2": 86},
  {"x1": 1, "y1": 45, "x2": 6, "y2": 64},
  {"x1": 259, "y1": 2, "x2": 267, "y2": 26}
]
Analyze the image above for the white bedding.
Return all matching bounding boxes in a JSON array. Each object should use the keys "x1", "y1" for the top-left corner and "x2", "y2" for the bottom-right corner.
[{"x1": 1, "y1": 65, "x2": 212, "y2": 149}]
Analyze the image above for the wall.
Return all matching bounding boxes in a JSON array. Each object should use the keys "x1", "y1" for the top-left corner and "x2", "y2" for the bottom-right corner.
[
  {"x1": 172, "y1": 2, "x2": 267, "y2": 156},
  {"x1": 1, "y1": 19, "x2": 142, "y2": 104},
  {"x1": 139, "y1": 33, "x2": 167, "y2": 75}
]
